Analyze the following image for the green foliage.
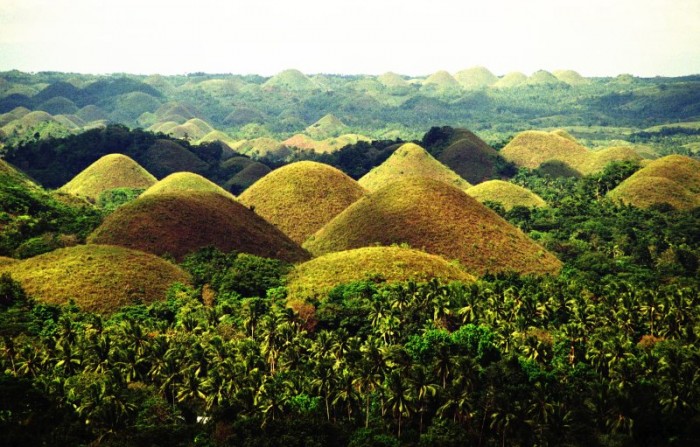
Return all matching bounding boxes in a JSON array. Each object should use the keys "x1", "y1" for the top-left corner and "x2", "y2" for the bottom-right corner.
[
  {"x1": 96, "y1": 187, "x2": 145, "y2": 211},
  {"x1": 0, "y1": 272, "x2": 26, "y2": 308}
]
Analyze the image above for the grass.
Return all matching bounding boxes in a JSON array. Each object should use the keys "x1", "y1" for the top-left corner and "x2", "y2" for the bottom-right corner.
[
  {"x1": 467, "y1": 180, "x2": 547, "y2": 210},
  {"x1": 581, "y1": 146, "x2": 642, "y2": 174},
  {"x1": 493, "y1": 72, "x2": 527, "y2": 88},
  {"x1": 304, "y1": 177, "x2": 562, "y2": 276},
  {"x1": 378, "y1": 72, "x2": 409, "y2": 88},
  {"x1": 283, "y1": 134, "x2": 317, "y2": 150},
  {"x1": 525, "y1": 70, "x2": 562, "y2": 86},
  {"x1": 262, "y1": 69, "x2": 319, "y2": 91},
  {"x1": 139, "y1": 139, "x2": 208, "y2": 178},
  {"x1": 359, "y1": 143, "x2": 472, "y2": 192},
  {"x1": 234, "y1": 137, "x2": 286, "y2": 158},
  {"x1": 454, "y1": 67, "x2": 498, "y2": 89},
  {"x1": 305, "y1": 114, "x2": 349, "y2": 139},
  {"x1": 141, "y1": 172, "x2": 235, "y2": 200},
  {"x1": 224, "y1": 162, "x2": 271, "y2": 195},
  {"x1": 285, "y1": 246, "x2": 475, "y2": 301},
  {"x1": 239, "y1": 161, "x2": 366, "y2": 244},
  {"x1": 0, "y1": 244, "x2": 190, "y2": 314},
  {"x1": 60, "y1": 154, "x2": 157, "y2": 202},
  {"x1": 553, "y1": 70, "x2": 590, "y2": 86},
  {"x1": 501, "y1": 131, "x2": 590, "y2": 173},
  {"x1": 88, "y1": 191, "x2": 309, "y2": 262},
  {"x1": 437, "y1": 134, "x2": 500, "y2": 184},
  {"x1": 423, "y1": 71, "x2": 461, "y2": 88},
  {"x1": 608, "y1": 155, "x2": 700, "y2": 210}
]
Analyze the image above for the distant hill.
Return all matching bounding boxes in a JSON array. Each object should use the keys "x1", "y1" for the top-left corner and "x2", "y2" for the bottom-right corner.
[
  {"x1": 0, "y1": 244, "x2": 189, "y2": 314},
  {"x1": 553, "y1": 70, "x2": 591, "y2": 86},
  {"x1": 141, "y1": 171, "x2": 234, "y2": 200},
  {"x1": 224, "y1": 162, "x2": 271, "y2": 195},
  {"x1": 358, "y1": 143, "x2": 471, "y2": 192},
  {"x1": 139, "y1": 139, "x2": 208, "y2": 178},
  {"x1": 454, "y1": 67, "x2": 499, "y2": 89},
  {"x1": 304, "y1": 177, "x2": 562, "y2": 276},
  {"x1": 493, "y1": 72, "x2": 527, "y2": 88},
  {"x1": 239, "y1": 161, "x2": 366, "y2": 244},
  {"x1": 526, "y1": 70, "x2": 563, "y2": 86},
  {"x1": 421, "y1": 71, "x2": 461, "y2": 95},
  {"x1": 285, "y1": 246, "x2": 475, "y2": 301},
  {"x1": 466, "y1": 180, "x2": 547, "y2": 210},
  {"x1": 305, "y1": 114, "x2": 349, "y2": 139},
  {"x1": 59, "y1": 153, "x2": 157, "y2": 202},
  {"x1": 501, "y1": 130, "x2": 590, "y2": 172},
  {"x1": 432, "y1": 130, "x2": 503, "y2": 183},
  {"x1": 88, "y1": 191, "x2": 309, "y2": 262},
  {"x1": 608, "y1": 155, "x2": 700, "y2": 210},
  {"x1": 262, "y1": 69, "x2": 319, "y2": 91}
]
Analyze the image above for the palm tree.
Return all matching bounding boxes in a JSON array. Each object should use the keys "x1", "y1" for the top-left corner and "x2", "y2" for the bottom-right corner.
[
  {"x1": 409, "y1": 363, "x2": 438, "y2": 434},
  {"x1": 384, "y1": 370, "x2": 414, "y2": 438}
]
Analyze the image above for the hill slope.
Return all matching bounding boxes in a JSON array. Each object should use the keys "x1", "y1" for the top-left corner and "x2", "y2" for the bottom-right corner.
[
  {"x1": 304, "y1": 177, "x2": 561, "y2": 275},
  {"x1": 437, "y1": 133, "x2": 501, "y2": 183},
  {"x1": 466, "y1": 180, "x2": 547, "y2": 210},
  {"x1": 141, "y1": 171, "x2": 235, "y2": 200},
  {"x1": 239, "y1": 161, "x2": 366, "y2": 244},
  {"x1": 501, "y1": 130, "x2": 589, "y2": 171}
]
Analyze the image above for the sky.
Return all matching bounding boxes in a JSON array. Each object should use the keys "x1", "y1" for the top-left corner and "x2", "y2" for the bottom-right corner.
[{"x1": 0, "y1": 0, "x2": 699, "y2": 77}]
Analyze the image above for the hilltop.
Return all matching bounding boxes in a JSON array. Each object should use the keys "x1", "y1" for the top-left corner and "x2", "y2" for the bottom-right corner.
[
  {"x1": 238, "y1": 161, "x2": 366, "y2": 244},
  {"x1": 304, "y1": 177, "x2": 562, "y2": 276},
  {"x1": 0, "y1": 244, "x2": 189, "y2": 314},
  {"x1": 454, "y1": 67, "x2": 499, "y2": 89},
  {"x1": 358, "y1": 143, "x2": 471, "y2": 192},
  {"x1": 141, "y1": 171, "x2": 235, "y2": 200},
  {"x1": 88, "y1": 191, "x2": 309, "y2": 262},
  {"x1": 285, "y1": 246, "x2": 474, "y2": 301},
  {"x1": 430, "y1": 130, "x2": 503, "y2": 184},
  {"x1": 262, "y1": 69, "x2": 319, "y2": 91},
  {"x1": 501, "y1": 130, "x2": 589, "y2": 171},
  {"x1": 139, "y1": 139, "x2": 208, "y2": 178},
  {"x1": 608, "y1": 155, "x2": 700, "y2": 210},
  {"x1": 304, "y1": 114, "x2": 349, "y2": 139},
  {"x1": 466, "y1": 180, "x2": 547, "y2": 210},
  {"x1": 59, "y1": 153, "x2": 157, "y2": 202}
]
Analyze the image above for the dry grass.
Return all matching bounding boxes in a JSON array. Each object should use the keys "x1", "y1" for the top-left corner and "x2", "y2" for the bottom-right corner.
[
  {"x1": 467, "y1": 180, "x2": 547, "y2": 210},
  {"x1": 0, "y1": 244, "x2": 190, "y2": 314},
  {"x1": 553, "y1": 70, "x2": 590, "y2": 86},
  {"x1": 493, "y1": 72, "x2": 527, "y2": 88},
  {"x1": 359, "y1": 143, "x2": 472, "y2": 192},
  {"x1": 285, "y1": 246, "x2": 475, "y2": 301},
  {"x1": 305, "y1": 114, "x2": 349, "y2": 139},
  {"x1": 454, "y1": 67, "x2": 498, "y2": 89},
  {"x1": 525, "y1": 70, "x2": 562, "y2": 86},
  {"x1": 501, "y1": 131, "x2": 589, "y2": 171},
  {"x1": 141, "y1": 172, "x2": 235, "y2": 200},
  {"x1": 88, "y1": 191, "x2": 309, "y2": 262},
  {"x1": 283, "y1": 134, "x2": 318, "y2": 150},
  {"x1": 239, "y1": 161, "x2": 366, "y2": 244},
  {"x1": 438, "y1": 134, "x2": 500, "y2": 184},
  {"x1": 304, "y1": 177, "x2": 562, "y2": 276},
  {"x1": 581, "y1": 146, "x2": 642, "y2": 174},
  {"x1": 224, "y1": 162, "x2": 271, "y2": 194},
  {"x1": 140, "y1": 139, "x2": 208, "y2": 178},
  {"x1": 60, "y1": 154, "x2": 157, "y2": 202},
  {"x1": 423, "y1": 71, "x2": 461, "y2": 89}
]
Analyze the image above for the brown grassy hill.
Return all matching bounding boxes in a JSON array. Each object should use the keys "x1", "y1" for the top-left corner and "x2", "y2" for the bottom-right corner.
[
  {"x1": 581, "y1": 146, "x2": 642, "y2": 174},
  {"x1": 454, "y1": 67, "x2": 498, "y2": 89},
  {"x1": 263, "y1": 69, "x2": 319, "y2": 91},
  {"x1": 283, "y1": 133, "x2": 318, "y2": 150},
  {"x1": 526, "y1": 70, "x2": 563, "y2": 86},
  {"x1": 607, "y1": 155, "x2": 700, "y2": 210},
  {"x1": 141, "y1": 172, "x2": 235, "y2": 200},
  {"x1": 59, "y1": 154, "x2": 157, "y2": 202},
  {"x1": 553, "y1": 70, "x2": 591, "y2": 86},
  {"x1": 550, "y1": 129, "x2": 578, "y2": 142},
  {"x1": 0, "y1": 244, "x2": 189, "y2": 314},
  {"x1": 88, "y1": 191, "x2": 309, "y2": 262},
  {"x1": 359, "y1": 143, "x2": 471, "y2": 192},
  {"x1": 437, "y1": 134, "x2": 500, "y2": 184},
  {"x1": 167, "y1": 118, "x2": 214, "y2": 141},
  {"x1": 494, "y1": 72, "x2": 527, "y2": 88},
  {"x1": 198, "y1": 130, "x2": 236, "y2": 147},
  {"x1": 466, "y1": 180, "x2": 547, "y2": 210},
  {"x1": 285, "y1": 246, "x2": 474, "y2": 301},
  {"x1": 225, "y1": 162, "x2": 271, "y2": 195},
  {"x1": 139, "y1": 139, "x2": 208, "y2": 178},
  {"x1": 304, "y1": 177, "x2": 561, "y2": 276},
  {"x1": 536, "y1": 160, "x2": 583, "y2": 178},
  {"x1": 423, "y1": 71, "x2": 461, "y2": 89},
  {"x1": 239, "y1": 161, "x2": 366, "y2": 244},
  {"x1": 501, "y1": 130, "x2": 589, "y2": 171},
  {"x1": 234, "y1": 137, "x2": 287, "y2": 158},
  {"x1": 0, "y1": 107, "x2": 30, "y2": 126},
  {"x1": 305, "y1": 114, "x2": 349, "y2": 139},
  {"x1": 155, "y1": 102, "x2": 198, "y2": 122}
]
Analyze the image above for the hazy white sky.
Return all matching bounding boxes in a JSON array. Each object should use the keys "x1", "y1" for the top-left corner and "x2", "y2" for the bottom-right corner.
[{"x1": 1, "y1": 0, "x2": 698, "y2": 77}]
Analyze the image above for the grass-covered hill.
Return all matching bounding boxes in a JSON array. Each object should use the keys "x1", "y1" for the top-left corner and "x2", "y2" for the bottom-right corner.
[
  {"x1": 358, "y1": 142, "x2": 472, "y2": 192},
  {"x1": 0, "y1": 244, "x2": 189, "y2": 314},
  {"x1": 607, "y1": 155, "x2": 700, "y2": 210},
  {"x1": 493, "y1": 71, "x2": 527, "y2": 88},
  {"x1": 285, "y1": 246, "x2": 475, "y2": 301},
  {"x1": 454, "y1": 67, "x2": 499, "y2": 89},
  {"x1": 238, "y1": 161, "x2": 366, "y2": 244},
  {"x1": 262, "y1": 69, "x2": 319, "y2": 91},
  {"x1": 140, "y1": 171, "x2": 235, "y2": 200},
  {"x1": 140, "y1": 139, "x2": 208, "y2": 178},
  {"x1": 466, "y1": 180, "x2": 547, "y2": 210},
  {"x1": 304, "y1": 114, "x2": 350, "y2": 139},
  {"x1": 87, "y1": 191, "x2": 309, "y2": 262},
  {"x1": 304, "y1": 177, "x2": 562, "y2": 276},
  {"x1": 59, "y1": 153, "x2": 157, "y2": 202}
]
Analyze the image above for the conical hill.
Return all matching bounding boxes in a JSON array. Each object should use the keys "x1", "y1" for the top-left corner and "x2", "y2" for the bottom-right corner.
[
  {"x1": 88, "y1": 191, "x2": 309, "y2": 262},
  {"x1": 59, "y1": 154, "x2": 157, "y2": 202},
  {"x1": 466, "y1": 180, "x2": 547, "y2": 210},
  {"x1": 304, "y1": 177, "x2": 561, "y2": 276},
  {"x1": 358, "y1": 143, "x2": 471, "y2": 192},
  {"x1": 501, "y1": 130, "x2": 589, "y2": 171},
  {"x1": 141, "y1": 171, "x2": 235, "y2": 200},
  {"x1": 454, "y1": 67, "x2": 498, "y2": 89},
  {"x1": 238, "y1": 161, "x2": 366, "y2": 244},
  {"x1": 437, "y1": 133, "x2": 501, "y2": 184}
]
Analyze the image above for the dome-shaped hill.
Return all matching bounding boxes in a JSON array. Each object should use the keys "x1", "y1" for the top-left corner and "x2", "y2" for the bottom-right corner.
[
  {"x1": 553, "y1": 70, "x2": 590, "y2": 86},
  {"x1": 0, "y1": 244, "x2": 189, "y2": 314},
  {"x1": 501, "y1": 130, "x2": 589, "y2": 171},
  {"x1": 423, "y1": 71, "x2": 460, "y2": 88},
  {"x1": 378, "y1": 72, "x2": 409, "y2": 88},
  {"x1": 454, "y1": 67, "x2": 498, "y2": 89},
  {"x1": 550, "y1": 128, "x2": 577, "y2": 142},
  {"x1": 141, "y1": 172, "x2": 234, "y2": 200},
  {"x1": 359, "y1": 143, "x2": 471, "y2": 192},
  {"x1": 155, "y1": 102, "x2": 198, "y2": 122},
  {"x1": 304, "y1": 177, "x2": 561, "y2": 276},
  {"x1": 494, "y1": 72, "x2": 527, "y2": 88},
  {"x1": 263, "y1": 69, "x2": 319, "y2": 91},
  {"x1": 607, "y1": 155, "x2": 700, "y2": 210},
  {"x1": 167, "y1": 118, "x2": 214, "y2": 140},
  {"x1": 225, "y1": 162, "x2": 271, "y2": 195},
  {"x1": 0, "y1": 107, "x2": 30, "y2": 126},
  {"x1": 437, "y1": 134, "x2": 500, "y2": 184},
  {"x1": 305, "y1": 114, "x2": 349, "y2": 139},
  {"x1": 286, "y1": 246, "x2": 475, "y2": 301},
  {"x1": 239, "y1": 161, "x2": 366, "y2": 244},
  {"x1": 526, "y1": 70, "x2": 563, "y2": 86},
  {"x1": 235, "y1": 137, "x2": 287, "y2": 158},
  {"x1": 39, "y1": 96, "x2": 78, "y2": 115},
  {"x1": 223, "y1": 106, "x2": 266, "y2": 126},
  {"x1": 88, "y1": 191, "x2": 309, "y2": 262},
  {"x1": 59, "y1": 154, "x2": 157, "y2": 202},
  {"x1": 580, "y1": 146, "x2": 642, "y2": 175},
  {"x1": 199, "y1": 130, "x2": 236, "y2": 147},
  {"x1": 76, "y1": 105, "x2": 108, "y2": 122},
  {"x1": 139, "y1": 139, "x2": 208, "y2": 178},
  {"x1": 283, "y1": 134, "x2": 317, "y2": 150},
  {"x1": 19, "y1": 110, "x2": 56, "y2": 127},
  {"x1": 536, "y1": 160, "x2": 582, "y2": 178},
  {"x1": 466, "y1": 180, "x2": 547, "y2": 210}
]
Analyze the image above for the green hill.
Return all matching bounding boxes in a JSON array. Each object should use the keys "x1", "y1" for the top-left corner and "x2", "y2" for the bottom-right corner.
[
  {"x1": 526, "y1": 70, "x2": 563, "y2": 86},
  {"x1": 139, "y1": 139, "x2": 208, "y2": 178},
  {"x1": 262, "y1": 69, "x2": 319, "y2": 91},
  {"x1": 304, "y1": 177, "x2": 562, "y2": 276},
  {"x1": 305, "y1": 114, "x2": 349, "y2": 139},
  {"x1": 238, "y1": 161, "x2": 366, "y2": 244},
  {"x1": 224, "y1": 162, "x2": 271, "y2": 195},
  {"x1": 358, "y1": 143, "x2": 471, "y2": 192},
  {"x1": 88, "y1": 191, "x2": 309, "y2": 262},
  {"x1": 437, "y1": 133, "x2": 501, "y2": 184},
  {"x1": 493, "y1": 72, "x2": 527, "y2": 88},
  {"x1": 553, "y1": 70, "x2": 590, "y2": 86},
  {"x1": 0, "y1": 244, "x2": 189, "y2": 314},
  {"x1": 378, "y1": 72, "x2": 410, "y2": 89},
  {"x1": 285, "y1": 246, "x2": 475, "y2": 301},
  {"x1": 466, "y1": 180, "x2": 547, "y2": 210},
  {"x1": 454, "y1": 67, "x2": 498, "y2": 89}
]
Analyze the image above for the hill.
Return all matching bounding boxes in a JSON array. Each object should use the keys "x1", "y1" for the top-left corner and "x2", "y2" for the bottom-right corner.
[
  {"x1": 262, "y1": 69, "x2": 319, "y2": 91},
  {"x1": 0, "y1": 244, "x2": 189, "y2": 314},
  {"x1": 88, "y1": 191, "x2": 309, "y2": 262},
  {"x1": 305, "y1": 114, "x2": 349, "y2": 139},
  {"x1": 553, "y1": 70, "x2": 590, "y2": 86},
  {"x1": 238, "y1": 161, "x2": 366, "y2": 244},
  {"x1": 436, "y1": 133, "x2": 501, "y2": 183},
  {"x1": 493, "y1": 72, "x2": 527, "y2": 88},
  {"x1": 421, "y1": 71, "x2": 461, "y2": 95},
  {"x1": 580, "y1": 146, "x2": 642, "y2": 174},
  {"x1": 358, "y1": 143, "x2": 471, "y2": 192},
  {"x1": 501, "y1": 130, "x2": 589, "y2": 171},
  {"x1": 140, "y1": 171, "x2": 235, "y2": 200},
  {"x1": 139, "y1": 139, "x2": 208, "y2": 178},
  {"x1": 59, "y1": 153, "x2": 157, "y2": 202},
  {"x1": 466, "y1": 180, "x2": 547, "y2": 210},
  {"x1": 224, "y1": 162, "x2": 271, "y2": 195},
  {"x1": 526, "y1": 70, "x2": 563, "y2": 86},
  {"x1": 285, "y1": 246, "x2": 475, "y2": 301},
  {"x1": 607, "y1": 155, "x2": 700, "y2": 210},
  {"x1": 378, "y1": 72, "x2": 409, "y2": 89},
  {"x1": 304, "y1": 177, "x2": 562, "y2": 276},
  {"x1": 454, "y1": 67, "x2": 499, "y2": 89}
]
